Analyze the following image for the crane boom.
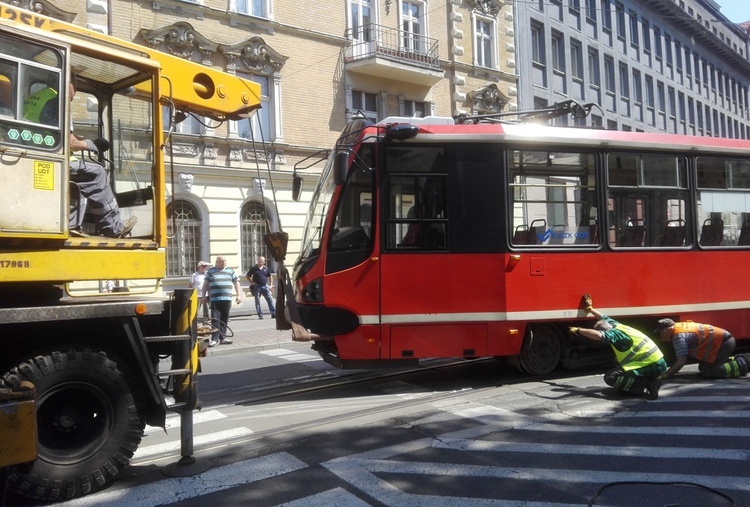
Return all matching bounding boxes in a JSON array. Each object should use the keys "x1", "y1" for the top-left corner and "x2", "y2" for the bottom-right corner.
[{"x1": 0, "y1": 4, "x2": 261, "y2": 119}]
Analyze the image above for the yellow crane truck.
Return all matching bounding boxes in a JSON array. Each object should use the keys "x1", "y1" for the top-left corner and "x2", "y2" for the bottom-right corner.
[{"x1": 0, "y1": 6, "x2": 260, "y2": 502}]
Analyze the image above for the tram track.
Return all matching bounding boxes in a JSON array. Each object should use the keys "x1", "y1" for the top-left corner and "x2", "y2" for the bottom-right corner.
[
  {"x1": 134, "y1": 357, "x2": 605, "y2": 467},
  {"x1": 216, "y1": 356, "x2": 494, "y2": 405},
  {"x1": 202, "y1": 354, "x2": 605, "y2": 408}
]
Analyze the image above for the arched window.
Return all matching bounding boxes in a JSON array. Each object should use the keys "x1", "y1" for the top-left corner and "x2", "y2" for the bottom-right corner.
[
  {"x1": 241, "y1": 200, "x2": 273, "y2": 273},
  {"x1": 167, "y1": 199, "x2": 202, "y2": 277}
]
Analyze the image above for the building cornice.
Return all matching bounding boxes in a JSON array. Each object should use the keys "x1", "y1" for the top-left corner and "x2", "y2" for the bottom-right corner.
[
  {"x1": 0, "y1": 0, "x2": 76, "y2": 22},
  {"x1": 641, "y1": 0, "x2": 750, "y2": 76}
]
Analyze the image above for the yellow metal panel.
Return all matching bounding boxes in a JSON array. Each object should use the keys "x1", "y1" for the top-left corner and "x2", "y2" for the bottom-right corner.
[
  {"x1": 0, "y1": 155, "x2": 66, "y2": 235},
  {"x1": 0, "y1": 400, "x2": 37, "y2": 468},
  {"x1": 0, "y1": 248, "x2": 166, "y2": 282}
]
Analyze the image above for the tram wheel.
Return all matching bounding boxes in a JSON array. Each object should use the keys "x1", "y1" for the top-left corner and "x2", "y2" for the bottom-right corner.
[{"x1": 519, "y1": 324, "x2": 562, "y2": 375}]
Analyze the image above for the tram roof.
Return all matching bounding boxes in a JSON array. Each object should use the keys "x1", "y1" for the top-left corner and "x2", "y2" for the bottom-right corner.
[{"x1": 374, "y1": 117, "x2": 750, "y2": 156}]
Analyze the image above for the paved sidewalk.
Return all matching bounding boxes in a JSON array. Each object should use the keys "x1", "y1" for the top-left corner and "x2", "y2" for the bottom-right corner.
[{"x1": 199, "y1": 303, "x2": 298, "y2": 357}]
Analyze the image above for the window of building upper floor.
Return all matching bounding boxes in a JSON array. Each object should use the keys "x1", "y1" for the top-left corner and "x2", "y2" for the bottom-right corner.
[
  {"x1": 474, "y1": 14, "x2": 496, "y2": 69},
  {"x1": 234, "y1": 0, "x2": 269, "y2": 18},
  {"x1": 551, "y1": 30, "x2": 565, "y2": 73},
  {"x1": 602, "y1": 0, "x2": 613, "y2": 31},
  {"x1": 348, "y1": 0, "x2": 373, "y2": 42},
  {"x1": 400, "y1": 0, "x2": 427, "y2": 52},
  {"x1": 615, "y1": 2, "x2": 626, "y2": 41},
  {"x1": 163, "y1": 105, "x2": 205, "y2": 136},
  {"x1": 234, "y1": 72, "x2": 272, "y2": 142},
  {"x1": 531, "y1": 22, "x2": 545, "y2": 65}
]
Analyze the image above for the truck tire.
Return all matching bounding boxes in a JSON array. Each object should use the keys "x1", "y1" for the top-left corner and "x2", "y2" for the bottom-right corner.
[{"x1": 3, "y1": 349, "x2": 145, "y2": 501}]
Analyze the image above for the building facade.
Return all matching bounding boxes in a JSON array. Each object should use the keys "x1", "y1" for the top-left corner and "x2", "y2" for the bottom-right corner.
[
  {"x1": 18, "y1": 0, "x2": 518, "y2": 291},
  {"x1": 515, "y1": 0, "x2": 750, "y2": 135}
]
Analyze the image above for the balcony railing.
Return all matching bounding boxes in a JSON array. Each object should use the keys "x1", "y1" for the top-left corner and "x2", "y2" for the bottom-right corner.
[{"x1": 345, "y1": 23, "x2": 440, "y2": 70}]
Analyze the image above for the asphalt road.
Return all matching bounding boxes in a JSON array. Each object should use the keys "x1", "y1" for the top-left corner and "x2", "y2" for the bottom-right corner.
[{"x1": 41, "y1": 342, "x2": 749, "y2": 507}]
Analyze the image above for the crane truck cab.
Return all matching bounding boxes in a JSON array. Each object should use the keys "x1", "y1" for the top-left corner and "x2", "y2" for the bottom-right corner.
[{"x1": 0, "y1": 5, "x2": 261, "y2": 502}]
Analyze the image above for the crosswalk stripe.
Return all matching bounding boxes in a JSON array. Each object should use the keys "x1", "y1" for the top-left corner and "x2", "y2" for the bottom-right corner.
[
  {"x1": 144, "y1": 409, "x2": 227, "y2": 434},
  {"x1": 134, "y1": 427, "x2": 254, "y2": 460},
  {"x1": 259, "y1": 349, "x2": 320, "y2": 362},
  {"x1": 627, "y1": 410, "x2": 750, "y2": 417},
  {"x1": 324, "y1": 458, "x2": 581, "y2": 507},
  {"x1": 272, "y1": 487, "x2": 372, "y2": 507},
  {"x1": 56, "y1": 452, "x2": 307, "y2": 507},
  {"x1": 359, "y1": 459, "x2": 750, "y2": 492},
  {"x1": 433, "y1": 439, "x2": 750, "y2": 460},
  {"x1": 440, "y1": 403, "x2": 750, "y2": 437},
  {"x1": 325, "y1": 456, "x2": 750, "y2": 507},
  {"x1": 512, "y1": 421, "x2": 750, "y2": 437}
]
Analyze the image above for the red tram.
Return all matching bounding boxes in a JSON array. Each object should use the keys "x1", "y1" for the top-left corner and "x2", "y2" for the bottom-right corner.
[{"x1": 289, "y1": 115, "x2": 750, "y2": 374}]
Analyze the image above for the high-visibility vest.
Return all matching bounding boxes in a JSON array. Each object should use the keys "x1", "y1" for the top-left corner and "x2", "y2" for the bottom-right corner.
[
  {"x1": 23, "y1": 87, "x2": 57, "y2": 124},
  {"x1": 673, "y1": 321, "x2": 728, "y2": 364},
  {"x1": 611, "y1": 323, "x2": 664, "y2": 371}
]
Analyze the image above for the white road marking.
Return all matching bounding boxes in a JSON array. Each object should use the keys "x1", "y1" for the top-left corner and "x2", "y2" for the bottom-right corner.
[
  {"x1": 324, "y1": 458, "x2": 750, "y2": 507},
  {"x1": 259, "y1": 348, "x2": 321, "y2": 362},
  {"x1": 324, "y1": 458, "x2": 582, "y2": 507},
  {"x1": 134, "y1": 427, "x2": 254, "y2": 460},
  {"x1": 440, "y1": 402, "x2": 750, "y2": 436},
  {"x1": 143, "y1": 409, "x2": 227, "y2": 434},
  {"x1": 273, "y1": 487, "x2": 372, "y2": 507},
  {"x1": 56, "y1": 452, "x2": 307, "y2": 507},
  {"x1": 433, "y1": 438, "x2": 750, "y2": 460}
]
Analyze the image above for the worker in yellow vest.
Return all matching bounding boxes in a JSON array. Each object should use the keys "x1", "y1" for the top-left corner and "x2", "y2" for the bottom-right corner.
[
  {"x1": 655, "y1": 318, "x2": 749, "y2": 379},
  {"x1": 22, "y1": 85, "x2": 59, "y2": 124},
  {"x1": 570, "y1": 294, "x2": 667, "y2": 400}
]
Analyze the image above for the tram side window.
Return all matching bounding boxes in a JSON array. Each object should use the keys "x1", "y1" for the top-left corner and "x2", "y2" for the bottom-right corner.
[
  {"x1": 696, "y1": 157, "x2": 750, "y2": 247},
  {"x1": 385, "y1": 146, "x2": 447, "y2": 251},
  {"x1": 509, "y1": 150, "x2": 598, "y2": 247},
  {"x1": 607, "y1": 153, "x2": 689, "y2": 248}
]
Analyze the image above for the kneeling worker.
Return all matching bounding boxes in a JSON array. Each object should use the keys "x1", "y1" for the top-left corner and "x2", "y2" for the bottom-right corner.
[
  {"x1": 570, "y1": 294, "x2": 667, "y2": 400},
  {"x1": 655, "y1": 318, "x2": 749, "y2": 379}
]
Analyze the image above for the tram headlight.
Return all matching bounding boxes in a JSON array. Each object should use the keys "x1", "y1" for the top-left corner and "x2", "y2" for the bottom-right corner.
[{"x1": 301, "y1": 278, "x2": 323, "y2": 302}]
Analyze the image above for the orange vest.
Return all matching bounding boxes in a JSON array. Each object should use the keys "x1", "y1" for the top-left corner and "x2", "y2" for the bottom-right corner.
[{"x1": 673, "y1": 321, "x2": 728, "y2": 363}]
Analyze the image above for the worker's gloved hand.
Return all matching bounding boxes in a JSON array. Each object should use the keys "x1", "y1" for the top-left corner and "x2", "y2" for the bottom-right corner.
[
  {"x1": 582, "y1": 293, "x2": 593, "y2": 312},
  {"x1": 569, "y1": 327, "x2": 580, "y2": 336}
]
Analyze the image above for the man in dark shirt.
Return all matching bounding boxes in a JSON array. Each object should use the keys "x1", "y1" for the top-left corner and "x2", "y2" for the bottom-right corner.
[{"x1": 246, "y1": 256, "x2": 276, "y2": 320}]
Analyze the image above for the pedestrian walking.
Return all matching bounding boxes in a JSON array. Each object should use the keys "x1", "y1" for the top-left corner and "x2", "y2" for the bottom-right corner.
[{"x1": 202, "y1": 256, "x2": 242, "y2": 346}]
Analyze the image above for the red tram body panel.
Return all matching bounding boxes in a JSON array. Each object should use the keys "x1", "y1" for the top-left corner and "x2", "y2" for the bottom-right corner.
[{"x1": 291, "y1": 116, "x2": 750, "y2": 372}]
